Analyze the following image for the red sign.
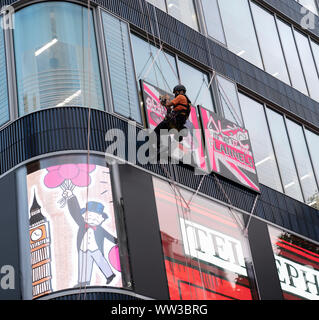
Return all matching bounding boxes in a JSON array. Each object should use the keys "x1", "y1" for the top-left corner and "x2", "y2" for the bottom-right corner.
[{"x1": 153, "y1": 177, "x2": 257, "y2": 300}]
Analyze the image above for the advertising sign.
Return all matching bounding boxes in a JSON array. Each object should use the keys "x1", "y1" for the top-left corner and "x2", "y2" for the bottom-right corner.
[
  {"x1": 269, "y1": 226, "x2": 319, "y2": 300},
  {"x1": 153, "y1": 177, "x2": 257, "y2": 300},
  {"x1": 26, "y1": 156, "x2": 122, "y2": 299},
  {"x1": 200, "y1": 107, "x2": 260, "y2": 192},
  {"x1": 141, "y1": 80, "x2": 207, "y2": 171}
]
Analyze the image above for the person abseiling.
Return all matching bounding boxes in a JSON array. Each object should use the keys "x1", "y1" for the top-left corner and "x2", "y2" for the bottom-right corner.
[{"x1": 154, "y1": 84, "x2": 191, "y2": 152}]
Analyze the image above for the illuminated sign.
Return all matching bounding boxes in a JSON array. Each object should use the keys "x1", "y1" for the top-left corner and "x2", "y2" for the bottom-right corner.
[
  {"x1": 153, "y1": 177, "x2": 256, "y2": 300},
  {"x1": 200, "y1": 107, "x2": 260, "y2": 192},
  {"x1": 27, "y1": 157, "x2": 122, "y2": 299},
  {"x1": 180, "y1": 218, "x2": 247, "y2": 276},
  {"x1": 269, "y1": 226, "x2": 319, "y2": 300},
  {"x1": 141, "y1": 80, "x2": 207, "y2": 171}
]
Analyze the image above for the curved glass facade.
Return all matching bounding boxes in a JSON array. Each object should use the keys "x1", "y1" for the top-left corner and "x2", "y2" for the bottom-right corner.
[{"x1": 14, "y1": 2, "x2": 104, "y2": 115}]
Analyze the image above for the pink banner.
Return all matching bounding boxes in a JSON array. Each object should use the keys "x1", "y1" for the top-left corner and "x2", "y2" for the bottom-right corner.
[{"x1": 200, "y1": 107, "x2": 260, "y2": 192}]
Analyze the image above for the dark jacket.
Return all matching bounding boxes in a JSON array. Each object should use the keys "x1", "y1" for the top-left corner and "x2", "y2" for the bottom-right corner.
[{"x1": 67, "y1": 195, "x2": 117, "y2": 252}]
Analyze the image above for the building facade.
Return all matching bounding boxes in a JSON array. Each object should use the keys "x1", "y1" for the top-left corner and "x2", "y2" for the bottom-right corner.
[{"x1": 0, "y1": 0, "x2": 319, "y2": 300}]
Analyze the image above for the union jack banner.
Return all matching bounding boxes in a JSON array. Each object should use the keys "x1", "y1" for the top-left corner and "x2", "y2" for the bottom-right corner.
[{"x1": 200, "y1": 107, "x2": 260, "y2": 192}]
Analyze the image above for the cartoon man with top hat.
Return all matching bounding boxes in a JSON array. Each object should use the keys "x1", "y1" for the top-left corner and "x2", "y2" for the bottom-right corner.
[{"x1": 62, "y1": 189, "x2": 117, "y2": 287}]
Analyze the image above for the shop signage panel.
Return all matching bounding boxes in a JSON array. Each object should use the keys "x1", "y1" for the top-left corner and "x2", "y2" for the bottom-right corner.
[{"x1": 200, "y1": 107, "x2": 260, "y2": 192}]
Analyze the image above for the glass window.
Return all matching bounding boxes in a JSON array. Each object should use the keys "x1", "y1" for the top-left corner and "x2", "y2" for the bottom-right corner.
[
  {"x1": 153, "y1": 176, "x2": 258, "y2": 300},
  {"x1": 14, "y1": 2, "x2": 104, "y2": 116},
  {"x1": 200, "y1": 0, "x2": 226, "y2": 45},
  {"x1": 0, "y1": 16, "x2": 9, "y2": 126},
  {"x1": 297, "y1": 0, "x2": 318, "y2": 15},
  {"x1": 238, "y1": 93, "x2": 282, "y2": 192},
  {"x1": 310, "y1": 40, "x2": 319, "y2": 78},
  {"x1": 131, "y1": 34, "x2": 178, "y2": 93},
  {"x1": 266, "y1": 108, "x2": 303, "y2": 202},
  {"x1": 286, "y1": 119, "x2": 318, "y2": 206},
  {"x1": 218, "y1": 0, "x2": 263, "y2": 68},
  {"x1": 294, "y1": 30, "x2": 319, "y2": 102},
  {"x1": 216, "y1": 75, "x2": 243, "y2": 126},
  {"x1": 305, "y1": 129, "x2": 319, "y2": 187},
  {"x1": 166, "y1": 0, "x2": 199, "y2": 30},
  {"x1": 102, "y1": 11, "x2": 141, "y2": 122},
  {"x1": 276, "y1": 19, "x2": 308, "y2": 95},
  {"x1": 146, "y1": 0, "x2": 167, "y2": 11},
  {"x1": 178, "y1": 59, "x2": 214, "y2": 111},
  {"x1": 250, "y1": 3, "x2": 290, "y2": 84}
]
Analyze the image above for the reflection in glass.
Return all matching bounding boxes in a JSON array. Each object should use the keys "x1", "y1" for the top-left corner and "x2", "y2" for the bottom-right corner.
[
  {"x1": 216, "y1": 75, "x2": 243, "y2": 126},
  {"x1": 153, "y1": 177, "x2": 258, "y2": 300},
  {"x1": 14, "y1": 2, "x2": 104, "y2": 115},
  {"x1": 276, "y1": 19, "x2": 308, "y2": 95},
  {"x1": 0, "y1": 16, "x2": 9, "y2": 126},
  {"x1": 218, "y1": 0, "x2": 263, "y2": 68},
  {"x1": 286, "y1": 120, "x2": 318, "y2": 206},
  {"x1": 102, "y1": 12, "x2": 141, "y2": 122},
  {"x1": 305, "y1": 129, "x2": 319, "y2": 182},
  {"x1": 166, "y1": 0, "x2": 199, "y2": 30},
  {"x1": 131, "y1": 34, "x2": 178, "y2": 93},
  {"x1": 266, "y1": 109, "x2": 303, "y2": 202},
  {"x1": 201, "y1": 0, "x2": 226, "y2": 44},
  {"x1": 294, "y1": 30, "x2": 319, "y2": 102},
  {"x1": 178, "y1": 60, "x2": 214, "y2": 111},
  {"x1": 268, "y1": 225, "x2": 319, "y2": 300},
  {"x1": 239, "y1": 93, "x2": 282, "y2": 192},
  {"x1": 250, "y1": 3, "x2": 290, "y2": 84},
  {"x1": 310, "y1": 40, "x2": 319, "y2": 79},
  {"x1": 146, "y1": 0, "x2": 167, "y2": 11}
]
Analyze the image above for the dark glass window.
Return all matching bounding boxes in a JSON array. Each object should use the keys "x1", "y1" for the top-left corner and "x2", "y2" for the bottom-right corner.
[
  {"x1": 239, "y1": 93, "x2": 282, "y2": 192},
  {"x1": 0, "y1": 15, "x2": 9, "y2": 126},
  {"x1": 102, "y1": 11, "x2": 141, "y2": 122}
]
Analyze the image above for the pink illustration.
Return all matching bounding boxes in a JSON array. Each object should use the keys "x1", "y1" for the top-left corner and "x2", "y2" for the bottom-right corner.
[
  {"x1": 108, "y1": 245, "x2": 121, "y2": 272},
  {"x1": 44, "y1": 163, "x2": 96, "y2": 207}
]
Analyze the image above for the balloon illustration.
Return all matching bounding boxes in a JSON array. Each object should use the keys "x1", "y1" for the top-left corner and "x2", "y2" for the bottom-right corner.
[
  {"x1": 108, "y1": 245, "x2": 121, "y2": 272},
  {"x1": 44, "y1": 163, "x2": 96, "y2": 207}
]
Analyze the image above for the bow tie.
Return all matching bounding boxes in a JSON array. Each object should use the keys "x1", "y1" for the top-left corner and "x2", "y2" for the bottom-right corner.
[{"x1": 85, "y1": 223, "x2": 97, "y2": 231}]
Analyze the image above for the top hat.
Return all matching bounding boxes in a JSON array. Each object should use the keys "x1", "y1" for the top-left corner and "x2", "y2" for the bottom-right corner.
[{"x1": 80, "y1": 201, "x2": 108, "y2": 219}]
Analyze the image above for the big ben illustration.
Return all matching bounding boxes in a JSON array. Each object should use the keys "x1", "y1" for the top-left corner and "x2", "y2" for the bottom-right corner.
[{"x1": 29, "y1": 192, "x2": 53, "y2": 298}]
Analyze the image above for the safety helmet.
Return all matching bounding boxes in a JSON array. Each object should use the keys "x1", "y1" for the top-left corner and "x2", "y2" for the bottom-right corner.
[{"x1": 173, "y1": 84, "x2": 186, "y2": 94}]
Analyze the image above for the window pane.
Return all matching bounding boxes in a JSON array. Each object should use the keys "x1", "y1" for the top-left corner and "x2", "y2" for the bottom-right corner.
[
  {"x1": 166, "y1": 0, "x2": 199, "y2": 30},
  {"x1": 131, "y1": 34, "x2": 178, "y2": 93},
  {"x1": 266, "y1": 108, "x2": 303, "y2": 202},
  {"x1": 14, "y1": 2, "x2": 104, "y2": 115},
  {"x1": 146, "y1": 0, "x2": 166, "y2": 11},
  {"x1": 102, "y1": 12, "x2": 141, "y2": 122},
  {"x1": 0, "y1": 16, "x2": 9, "y2": 126},
  {"x1": 294, "y1": 30, "x2": 319, "y2": 102},
  {"x1": 250, "y1": 3, "x2": 290, "y2": 84},
  {"x1": 276, "y1": 19, "x2": 308, "y2": 95},
  {"x1": 286, "y1": 119, "x2": 318, "y2": 205},
  {"x1": 200, "y1": 0, "x2": 226, "y2": 44},
  {"x1": 305, "y1": 129, "x2": 319, "y2": 185},
  {"x1": 239, "y1": 93, "x2": 282, "y2": 192},
  {"x1": 298, "y1": 0, "x2": 318, "y2": 15},
  {"x1": 218, "y1": 0, "x2": 263, "y2": 68},
  {"x1": 310, "y1": 40, "x2": 319, "y2": 79},
  {"x1": 216, "y1": 75, "x2": 243, "y2": 126},
  {"x1": 178, "y1": 60, "x2": 214, "y2": 111}
]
